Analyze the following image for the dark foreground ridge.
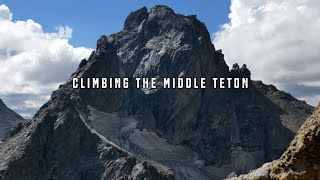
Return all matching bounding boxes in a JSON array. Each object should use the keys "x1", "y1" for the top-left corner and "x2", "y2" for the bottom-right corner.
[{"x1": 0, "y1": 5, "x2": 314, "y2": 180}]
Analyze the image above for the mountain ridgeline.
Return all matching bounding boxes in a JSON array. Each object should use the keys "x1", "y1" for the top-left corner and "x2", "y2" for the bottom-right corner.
[
  {"x1": 0, "y1": 99, "x2": 24, "y2": 143},
  {"x1": 0, "y1": 6, "x2": 314, "y2": 180}
]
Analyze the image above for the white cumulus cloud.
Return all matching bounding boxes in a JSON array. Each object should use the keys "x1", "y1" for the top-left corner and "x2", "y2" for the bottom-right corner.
[
  {"x1": 0, "y1": 4, "x2": 12, "y2": 20},
  {"x1": 0, "y1": 4, "x2": 93, "y2": 118},
  {"x1": 214, "y1": 0, "x2": 320, "y2": 106}
]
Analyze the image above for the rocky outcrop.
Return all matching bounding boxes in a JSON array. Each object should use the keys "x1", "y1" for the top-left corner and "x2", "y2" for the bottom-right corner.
[
  {"x1": 0, "y1": 102, "x2": 174, "y2": 179},
  {"x1": 227, "y1": 105, "x2": 320, "y2": 180},
  {"x1": 0, "y1": 5, "x2": 314, "y2": 180},
  {"x1": 0, "y1": 99, "x2": 24, "y2": 142},
  {"x1": 270, "y1": 105, "x2": 320, "y2": 179}
]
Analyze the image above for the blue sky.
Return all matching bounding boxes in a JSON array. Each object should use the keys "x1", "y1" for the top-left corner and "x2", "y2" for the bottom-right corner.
[{"x1": 2, "y1": 0, "x2": 230, "y2": 48}]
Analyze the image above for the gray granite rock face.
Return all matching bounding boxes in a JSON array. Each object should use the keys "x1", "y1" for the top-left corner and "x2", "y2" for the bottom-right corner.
[{"x1": 0, "y1": 5, "x2": 314, "y2": 180}]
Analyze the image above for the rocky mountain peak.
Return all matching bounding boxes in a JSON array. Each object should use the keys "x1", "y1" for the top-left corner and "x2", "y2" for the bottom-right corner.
[
  {"x1": 108, "y1": 6, "x2": 221, "y2": 78},
  {"x1": 0, "y1": 6, "x2": 315, "y2": 180},
  {"x1": 124, "y1": 7, "x2": 148, "y2": 30},
  {"x1": 122, "y1": 5, "x2": 211, "y2": 43},
  {"x1": 124, "y1": 5, "x2": 177, "y2": 31},
  {"x1": 151, "y1": 5, "x2": 174, "y2": 13},
  {"x1": 148, "y1": 5, "x2": 175, "y2": 20},
  {"x1": 66, "y1": 8, "x2": 313, "y2": 179}
]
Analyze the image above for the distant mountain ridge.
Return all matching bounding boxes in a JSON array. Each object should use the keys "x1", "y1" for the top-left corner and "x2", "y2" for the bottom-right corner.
[
  {"x1": 0, "y1": 5, "x2": 314, "y2": 180},
  {"x1": 0, "y1": 99, "x2": 24, "y2": 142}
]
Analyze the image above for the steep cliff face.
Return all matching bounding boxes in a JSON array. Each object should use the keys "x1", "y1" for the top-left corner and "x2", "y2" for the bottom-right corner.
[
  {"x1": 0, "y1": 99, "x2": 24, "y2": 142},
  {"x1": 227, "y1": 106, "x2": 320, "y2": 180},
  {"x1": 0, "y1": 6, "x2": 314, "y2": 180}
]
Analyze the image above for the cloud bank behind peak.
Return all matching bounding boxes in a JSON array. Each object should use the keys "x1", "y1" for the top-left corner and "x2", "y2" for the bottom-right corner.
[
  {"x1": 0, "y1": 4, "x2": 92, "y2": 118},
  {"x1": 214, "y1": 0, "x2": 320, "y2": 106}
]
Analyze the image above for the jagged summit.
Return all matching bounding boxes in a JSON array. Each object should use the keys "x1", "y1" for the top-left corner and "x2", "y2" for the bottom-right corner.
[
  {"x1": 0, "y1": 6, "x2": 315, "y2": 180},
  {"x1": 124, "y1": 7, "x2": 148, "y2": 30},
  {"x1": 107, "y1": 6, "x2": 223, "y2": 78},
  {"x1": 151, "y1": 5, "x2": 175, "y2": 13},
  {"x1": 124, "y1": 5, "x2": 205, "y2": 36}
]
